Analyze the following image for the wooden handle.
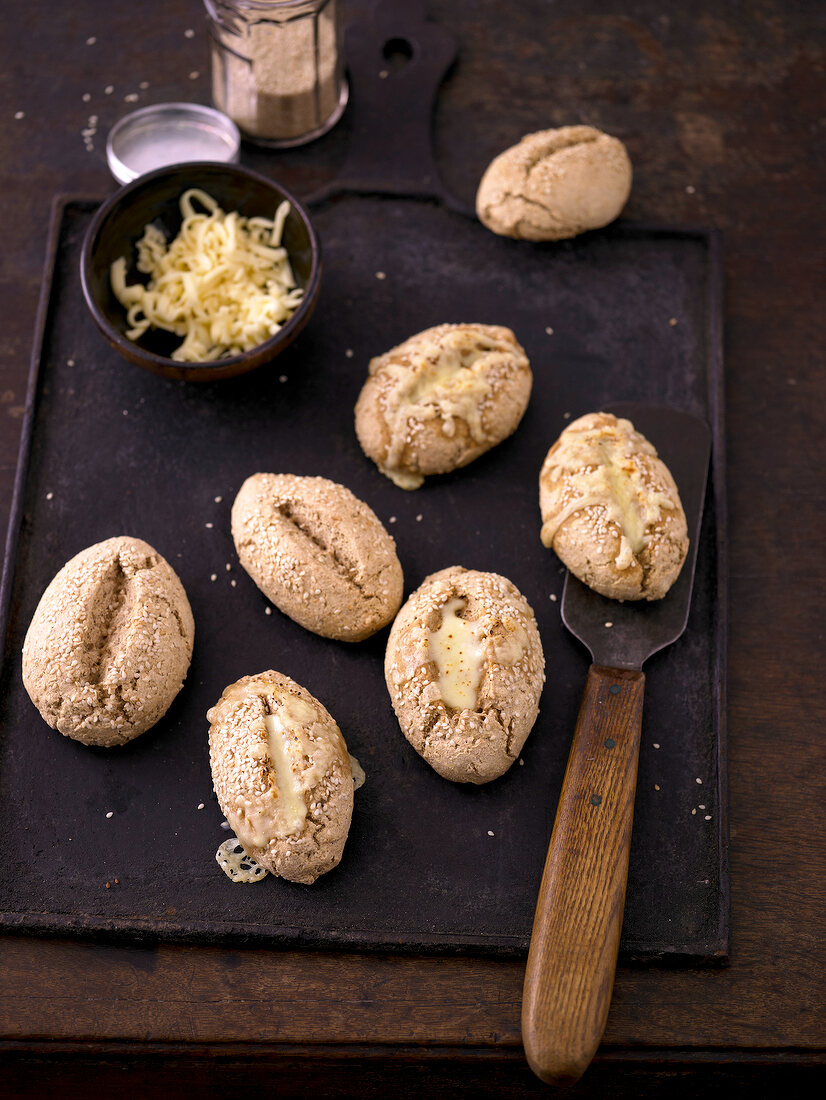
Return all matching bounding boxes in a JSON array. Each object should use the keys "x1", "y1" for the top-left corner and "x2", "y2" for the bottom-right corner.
[{"x1": 522, "y1": 665, "x2": 645, "y2": 1085}]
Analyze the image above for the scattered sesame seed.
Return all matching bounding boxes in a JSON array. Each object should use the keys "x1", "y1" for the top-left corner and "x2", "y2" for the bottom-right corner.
[
  {"x1": 45, "y1": 491, "x2": 54, "y2": 501},
  {"x1": 104, "y1": 85, "x2": 114, "y2": 95},
  {"x1": 279, "y1": 374, "x2": 287, "y2": 383},
  {"x1": 205, "y1": 522, "x2": 213, "y2": 529},
  {"x1": 122, "y1": 409, "x2": 128, "y2": 416},
  {"x1": 686, "y1": 184, "x2": 696, "y2": 194},
  {"x1": 220, "y1": 820, "x2": 230, "y2": 830},
  {"x1": 114, "y1": 878, "x2": 119, "y2": 884},
  {"x1": 654, "y1": 784, "x2": 660, "y2": 791},
  {"x1": 549, "y1": 593, "x2": 557, "y2": 602},
  {"x1": 197, "y1": 802, "x2": 205, "y2": 810},
  {"x1": 691, "y1": 808, "x2": 697, "y2": 815},
  {"x1": 375, "y1": 271, "x2": 387, "y2": 280},
  {"x1": 214, "y1": 495, "x2": 222, "y2": 503},
  {"x1": 487, "y1": 830, "x2": 495, "y2": 837},
  {"x1": 604, "y1": 621, "x2": 613, "y2": 628},
  {"x1": 653, "y1": 742, "x2": 660, "y2": 748},
  {"x1": 82, "y1": 93, "x2": 91, "y2": 102},
  {"x1": 345, "y1": 348, "x2": 354, "y2": 358},
  {"x1": 696, "y1": 777, "x2": 703, "y2": 784},
  {"x1": 210, "y1": 573, "x2": 217, "y2": 582},
  {"x1": 415, "y1": 514, "x2": 423, "y2": 522},
  {"x1": 139, "y1": 81, "x2": 149, "y2": 90},
  {"x1": 669, "y1": 317, "x2": 678, "y2": 326},
  {"x1": 699, "y1": 804, "x2": 705, "y2": 809},
  {"x1": 124, "y1": 92, "x2": 139, "y2": 103},
  {"x1": 519, "y1": 758, "x2": 524, "y2": 766},
  {"x1": 545, "y1": 326, "x2": 554, "y2": 335},
  {"x1": 265, "y1": 607, "x2": 272, "y2": 615},
  {"x1": 226, "y1": 563, "x2": 232, "y2": 571},
  {"x1": 189, "y1": 70, "x2": 200, "y2": 80},
  {"x1": 230, "y1": 579, "x2": 237, "y2": 587},
  {"x1": 105, "y1": 811, "x2": 113, "y2": 818},
  {"x1": 105, "y1": 881, "x2": 111, "y2": 889},
  {"x1": 14, "y1": 110, "x2": 24, "y2": 120},
  {"x1": 563, "y1": 411, "x2": 571, "y2": 419},
  {"x1": 86, "y1": 36, "x2": 97, "y2": 45},
  {"x1": 184, "y1": 28, "x2": 195, "y2": 38},
  {"x1": 704, "y1": 815, "x2": 712, "y2": 820},
  {"x1": 378, "y1": 70, "x2": 389, "y2": 79},
  {"x1": 388, "y1": 516, "x2": 397, "y2": 523},
  {"x1": 67, "y1": 359, "x2": 75, "y2": 366}
]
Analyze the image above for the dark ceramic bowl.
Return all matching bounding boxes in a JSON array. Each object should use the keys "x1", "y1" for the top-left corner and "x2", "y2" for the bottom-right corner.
[{"x1": 81, "y1": 162, "x2": 321, "y2": 382}]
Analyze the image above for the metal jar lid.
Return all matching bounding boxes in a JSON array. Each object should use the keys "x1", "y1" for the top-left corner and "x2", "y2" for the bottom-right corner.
[{"x1": 106, "y1": 102, "x2": 241, "y2": 186}]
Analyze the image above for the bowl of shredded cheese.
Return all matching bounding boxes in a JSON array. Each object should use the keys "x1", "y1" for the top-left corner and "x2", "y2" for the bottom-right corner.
[{"x1": 81, "y1": 162, "x2": 321, "y2": 381}]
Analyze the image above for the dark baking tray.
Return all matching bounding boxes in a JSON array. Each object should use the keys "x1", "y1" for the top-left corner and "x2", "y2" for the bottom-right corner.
[{"x1": 0, "y1": 193, "x2": 727, "y2": 962}]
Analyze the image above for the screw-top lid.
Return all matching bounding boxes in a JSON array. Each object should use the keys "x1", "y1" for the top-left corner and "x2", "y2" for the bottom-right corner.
[{"x1": 106, "y1": 102, "x2": 241, "y2": 186}]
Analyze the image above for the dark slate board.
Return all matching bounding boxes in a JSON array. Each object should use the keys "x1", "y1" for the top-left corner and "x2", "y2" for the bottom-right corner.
[{"x1": 0, "y1": 196, "x2": 727, "y2": 961}]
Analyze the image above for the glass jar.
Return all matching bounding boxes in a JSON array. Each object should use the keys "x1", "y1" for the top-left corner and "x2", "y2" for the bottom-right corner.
[{"x1": 204, "y1": 0, "x2": 348, "y2": 147}]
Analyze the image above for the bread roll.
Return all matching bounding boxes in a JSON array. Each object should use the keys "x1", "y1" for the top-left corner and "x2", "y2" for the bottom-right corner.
[
  {"x1": 476, "y1": 126, "x2": 632, "y2": 241},
  {"x1": 384, "y1": 566, "x2": 544, "y2": 783},
  {"x1": 539, "y1": 412, "x2": 688, "y2": 600},
  {"x1": 22, "y1": 536, "x2": 194, "y2": 747},
  {"x1": 208, "y1": 671, "x2": 353, "y2": 885},
  {"x1": 354, "y1": 323, "x2": 532, "y2": 490},
  {"x1": 232, "y1": 473, "x2": 403, "y2": 641}
]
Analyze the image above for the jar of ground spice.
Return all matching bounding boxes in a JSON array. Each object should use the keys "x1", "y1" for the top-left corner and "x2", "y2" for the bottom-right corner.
[{"x1": 205, "y1": 0, "x2": 348, "y2": 147}]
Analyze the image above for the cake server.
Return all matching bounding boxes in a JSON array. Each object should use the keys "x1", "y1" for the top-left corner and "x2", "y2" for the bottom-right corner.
[{"x1": 522, "y1": 404, "x2": 712, "y2": 1085}]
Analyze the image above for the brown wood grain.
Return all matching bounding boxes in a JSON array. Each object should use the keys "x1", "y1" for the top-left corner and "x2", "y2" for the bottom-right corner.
[
  {"x1": 523, "y1": 668, "x2": 645, "y2": 1084},
  {"x1": 1, "y1": 0, "x2": 825, "y2": 1093}
]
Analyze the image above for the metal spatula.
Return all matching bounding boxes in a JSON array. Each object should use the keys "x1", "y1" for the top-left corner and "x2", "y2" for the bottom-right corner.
[{"x1": 522, "y1": 404, "x2": 712, "y2": 1085}]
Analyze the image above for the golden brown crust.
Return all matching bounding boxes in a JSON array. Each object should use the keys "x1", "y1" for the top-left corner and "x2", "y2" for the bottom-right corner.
[
  {"x1": 208, "y1": 670, "x2": 353, "y2": 885},
  {"x1": 231, "y1": 473, "x2": 403, "y2": 641},
  {"x1": 21, "y1": 536, "x2": 194, "y2": 747},
  {"x1": 476, "y1": 126, "x2": 632, "y2": 241},
  {"x1": 354, "y1": 323, "x2": 532, "y2": 490},
  {"x1": 384, "y1": 566, "x2": 545, "y2": 784},
  {"x1": 538, "y1": 412, "x2": 689, "y2": 600}
]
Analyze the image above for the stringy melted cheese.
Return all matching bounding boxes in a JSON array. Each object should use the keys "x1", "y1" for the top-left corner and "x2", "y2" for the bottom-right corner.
[{"x1": 110, "y1": 188, "x2": 303, "y2": 362}]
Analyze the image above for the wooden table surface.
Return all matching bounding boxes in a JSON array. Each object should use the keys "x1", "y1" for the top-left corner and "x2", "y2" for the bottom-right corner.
[{"x1": 1, "y1": 1, "x2": 824, "y2": 1095}]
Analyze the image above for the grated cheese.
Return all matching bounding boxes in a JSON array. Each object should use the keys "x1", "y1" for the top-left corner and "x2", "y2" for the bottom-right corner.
[{"x1": 110, "y1": 188, "x2": 304, "y2": 362}]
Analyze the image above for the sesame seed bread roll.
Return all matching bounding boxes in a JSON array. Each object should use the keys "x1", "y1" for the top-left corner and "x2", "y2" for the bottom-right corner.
[
  {"x1": 384, "y1": 567, "x2": 545, "y2": 784},
  {"x1": 539, "y1": 412, "x2": 689, "y2": 601},
  {"x1": 354, "y1": 323, "x2": 532, "y2": 490},
  {"x1": 22, "y1": 536, "x2": 194, "y2": 747},
  {"x1": 208, "y1": 671, "x2": 353, "y2": 885},
  {"x1": 231, "y1": 473, "x2": 403, "y2": 642},
  {"x1": 476, "y1": 126, "x2": 632, "y2": 241}
]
